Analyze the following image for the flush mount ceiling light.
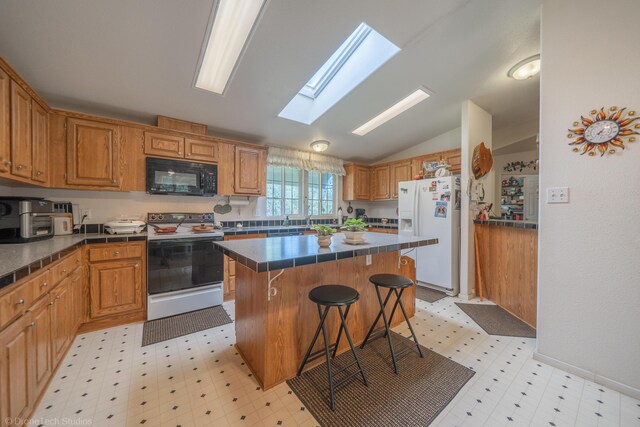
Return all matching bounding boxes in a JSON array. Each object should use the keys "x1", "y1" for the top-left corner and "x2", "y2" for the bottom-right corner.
[
  {"x1": 310, "y1": 140, "x2": 330, "y2": 152},
  {"x1": 507, "y1": 54, "x2": 541, "y2": 80},
  {"x1": 195, "y1": 0, "x2": 266, "y2": 95},
  {"x1": 352, "y1": 89, "x2": 430, "y2": 136}
]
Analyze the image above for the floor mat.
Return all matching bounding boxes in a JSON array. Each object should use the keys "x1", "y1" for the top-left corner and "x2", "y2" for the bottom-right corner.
[
  {"x1": 416, "y1": 285, "x2": 447, "y2": 303},
  {"x1": 456, "y1": 303, "x2": 536, "y2": 338},
  {"x1": 142, "y1": 305, "x2": 232, "y2": 346}
]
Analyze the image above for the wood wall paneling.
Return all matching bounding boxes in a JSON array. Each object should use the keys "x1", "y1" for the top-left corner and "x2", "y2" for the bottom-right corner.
[{"x1": 474, "y1": 225, "x2": 538, "y2": 327}]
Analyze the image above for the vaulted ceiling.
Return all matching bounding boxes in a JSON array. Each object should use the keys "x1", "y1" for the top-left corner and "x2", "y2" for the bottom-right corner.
[{"x1": 0, "y1": 0, "x2": 540, "y2": 162}]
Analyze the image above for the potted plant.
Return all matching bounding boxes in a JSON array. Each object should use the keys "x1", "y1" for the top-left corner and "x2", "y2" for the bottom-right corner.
[
  {"x1": 312, "y1": 224, "x2": 335, "y2": 247},
  {"x1": 340, "y1": 218, "x2": 368, "y2": 242}
]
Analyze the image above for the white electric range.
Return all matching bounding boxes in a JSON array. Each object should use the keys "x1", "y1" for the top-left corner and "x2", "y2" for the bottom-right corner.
[{"x1": 146, "y1": 212, "x2": 225, "y2": 320}]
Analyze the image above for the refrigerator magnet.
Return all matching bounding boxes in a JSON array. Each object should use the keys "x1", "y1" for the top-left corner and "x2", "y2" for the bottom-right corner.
[
  {"x1": 440, "y1": 191, "x2": 451, "y2": 201},
  {"x1": 435, "y1": 201, "x2": 448, "y2": 218}
]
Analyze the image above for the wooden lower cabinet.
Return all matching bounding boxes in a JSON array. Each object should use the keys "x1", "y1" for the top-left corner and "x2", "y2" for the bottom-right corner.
[
  {"x1": 86, "y1": 242, "x2": 146, "y2": 325},
  {"x1": 0, "y1": 312, "x2": 35, "y2": 424},
  {"x1": 50, "y1": 277, "x2": 72, "y2": 367},
  {"x1": 90, "y1": 259, "x2": 143, "y2": 318},
  {"x1": 30, "y1": 297, "x2": 52, "y2": 397},
  {"x1": 223, "y1": 234, "x2": 266, "y2": 297}
]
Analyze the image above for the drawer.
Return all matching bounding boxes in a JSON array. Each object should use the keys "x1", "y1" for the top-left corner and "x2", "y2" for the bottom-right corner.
[
  {"x1": 88, "y1": 244, "x2": 143, "y2": 262},
  {"x1": 51, "y1": 251, "x2": 81, "y2": 283},
  {"x1": 0, "y1": 279, "x2": 36, "y2": 330},
  {"x1": 32, "y1": 269, "x2": 52, "y2": 299}
]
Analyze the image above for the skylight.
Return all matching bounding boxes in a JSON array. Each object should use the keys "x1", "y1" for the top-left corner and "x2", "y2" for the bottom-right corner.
[{"x1": 278, "y1": 23, "x2": 400, "y2": 125}]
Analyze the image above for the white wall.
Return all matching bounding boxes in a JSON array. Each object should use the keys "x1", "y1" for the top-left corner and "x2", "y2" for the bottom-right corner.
[
  {"x1": 374, "y1": 127, "x2": 461, "y2": 164},
  {"x1": 536, "y1": 0, "x2": 640, "y2": 397},
  {"x1": 460, "y1": 101, "x2": 492, "y2": 300},
  {"x1": 0, "y1": 185, "x2": 263, "y2": 223}
]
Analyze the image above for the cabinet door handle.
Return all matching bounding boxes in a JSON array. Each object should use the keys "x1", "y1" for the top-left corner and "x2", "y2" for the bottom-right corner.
[
  {"x1": 49, "y1": 301, "x2": 54, "y2": 306},
  {"x1": 41, "y1": 282, "x2": 48, "y2": 288},
  {"x1": 16, "y1": 164, "x2": 23, "y2": 170},
  {"x1": 17, "y1": 298, "x2": 25, "y2": 305},
  {"x1": 55, "y1": 295, "x2": 60, "y2": 300},
  {"x1": 112, "y1": 179, "x2": 117, "y2": 183},
  {"x1": 135, "y1": 264, "x2": 139, "y2": 268},
  {"x1": 35, "y1": 171, "x2": 43, "y2": 176},
  {"x1": 62, "y1": 269, "x2": 67, "y2": 274},
  {"x1": 30, "y1": 322, "x2": 36, "y2": 328}
]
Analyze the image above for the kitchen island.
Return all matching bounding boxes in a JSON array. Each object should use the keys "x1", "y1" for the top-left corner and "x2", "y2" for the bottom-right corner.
[{"x1": 214, "y1": 232, "x2": 438, "y2": 389}]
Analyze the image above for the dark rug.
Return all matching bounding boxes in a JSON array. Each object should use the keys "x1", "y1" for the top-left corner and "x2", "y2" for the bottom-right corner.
[
  {"x1": 287, "y1": 332, "x2": 475, "y2": 427},
  {"x1": 416, "y1": 285, "x2": 448, "y2": 303},
  {"x1": 142, "y1": 306, "x2": 232, "y2": 346},
  {"x1": 456, "y1": 303, "x2": 536, "y2": 338}
]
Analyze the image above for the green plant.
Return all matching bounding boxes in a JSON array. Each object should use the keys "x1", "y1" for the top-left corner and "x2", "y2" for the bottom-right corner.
[
  {"x1": 312, "y1": 224, "x2": 336, "y2": 236},
  {"x1": 340, "y1": 218, "x2": 368, "y2": 232}
]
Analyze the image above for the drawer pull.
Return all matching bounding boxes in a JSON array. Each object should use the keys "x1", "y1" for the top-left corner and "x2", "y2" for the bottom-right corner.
[
  {"x1": 135, "y1": 264, "x2": 139, "y2": 268},
  {"x1": 62, "y1": 269, "x2": 67, "y2": 274},
  {"x1": 113, "y1": 251, "x2": 120, "y2": 256},
  {"x1": 49, "y1": 301, "x2": 54, "y2": 306},
  {"x1": 16, "y1": 164, "x2": 24, "y2": 170},
  {"x1": 35, "y1": 171, "x2": 43, "y2": 176},
  {"x1": 41, "y1": 282, "x2": 48, "y2": 288},
  {"x1": 30, "y1": 322, "x2": 36, "y2": 328},
  {"x1": 17, "y1": 298, "x2": 25, "y2": 305},
  {"x1": 55, "y1": 295, "x2": 60, "y2": 300}
]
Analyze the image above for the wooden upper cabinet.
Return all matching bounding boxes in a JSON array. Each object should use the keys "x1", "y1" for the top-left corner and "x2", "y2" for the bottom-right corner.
[
  {"x1": 234, "y1": 146, "x2": 265, "y2": 195},
  {"x1": 10, "y1": 81, "x2": 32, "y2": 179},
  {"x1": 66, "y1": 118, "x2": 120, "y2": 187},
  {"x1": 185, "y1": 138, "x2": 218, "y2": 163},
  {"x1": 390, "y1": 160, "x2": 412, "y2": 199},
  {"x1": 0, "y1": 312, "x2": 34, "y2": 423},
  {"x1": 342, "y1": 163, "x2": 371, "y2": 201},
  {"x1": 89, "y1": 259, "x2": 143, "y2": 318},
  {"x1": 144, "y1": 132, "x2": 184, "y2": 159},
  {"x1": 371, "y1": 165, "x2": 390, "y2": 200},
  {"x1": 31, "y1": 100, "x2": 48, "y2": 183},
  {"x1": 0, "y1": 69, "x2": 9, "y2": 173}
]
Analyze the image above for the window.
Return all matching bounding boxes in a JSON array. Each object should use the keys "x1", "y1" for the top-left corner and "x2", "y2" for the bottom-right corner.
[
  {"x1": 278, "y1": 22, "x2": 400, "y2": 125},
  {"x1": 308, "y1": 172, "x2": 335, "y2": 215},
  {"x1": 266, "y1": 166, "x2": 302, "y2": 216},
  {"x1": 266, "y1": 166, "x2": 337, "y2": 217}
]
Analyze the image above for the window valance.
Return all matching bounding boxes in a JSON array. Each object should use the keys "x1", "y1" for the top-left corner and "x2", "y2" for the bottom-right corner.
[{"x1": 267, "y1": 147, "x2": 346, "y2": 176}]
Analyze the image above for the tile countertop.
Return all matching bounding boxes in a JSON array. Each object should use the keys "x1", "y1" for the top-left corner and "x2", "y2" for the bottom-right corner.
[
  {"x1": 220, "y1": 223, "x2": 398, "y2": 235},
  {"x1": 473, "y1": 219, "x2": 538, "y2": 229},
  {"x1": 0, "y1": 232, "x2": 147, "y2": 288},
  {"x1": 214, "y1": 232, "x2": 438, "y2": 272}
]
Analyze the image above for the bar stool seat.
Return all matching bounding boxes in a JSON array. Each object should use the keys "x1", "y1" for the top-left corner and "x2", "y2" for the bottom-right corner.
[
  {"x1": 361, "y1": 273, "x2": 423, "y2": 373},
  {"x1": 369, "y1": 273, "x2": 413, "y2": 289},
  {"x1": 297, "y1": 284, "x2": 368, "y2": 411},
  {"x1": 309, "y1": 284, "x2": 359, "y2": 306}
]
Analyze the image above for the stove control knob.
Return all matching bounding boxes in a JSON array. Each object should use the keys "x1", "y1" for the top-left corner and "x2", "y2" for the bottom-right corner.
[{"x1": 158, "y1": 214, "x2": 164, "y2": 221}]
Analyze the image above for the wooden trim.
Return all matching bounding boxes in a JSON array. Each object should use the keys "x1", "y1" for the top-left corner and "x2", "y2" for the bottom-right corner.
[
  {"x1": 0, "y1": 57, "x2": 49, "y2": 111},
  {"x1": 157, "y1": 115, "x2": 207, "y2": 135}
]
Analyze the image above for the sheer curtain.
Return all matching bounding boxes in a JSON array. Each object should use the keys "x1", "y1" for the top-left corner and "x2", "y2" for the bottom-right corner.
[{"x1": 267, "y1": 147, "x2": 346, "y2": 175}]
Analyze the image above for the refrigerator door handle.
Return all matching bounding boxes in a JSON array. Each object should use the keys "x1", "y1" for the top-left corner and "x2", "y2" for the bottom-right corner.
[{"x1": 413, "y1": 182, "x2": 420, "y2": 236}]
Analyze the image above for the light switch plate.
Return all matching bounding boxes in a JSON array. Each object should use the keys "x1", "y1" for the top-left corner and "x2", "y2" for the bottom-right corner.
[
  {"x1": 366, "y1": 255, "x2": 372, "y2": 265},
  {"x1": 546, "y1": 187, "x2": 569, "y2": 203}
]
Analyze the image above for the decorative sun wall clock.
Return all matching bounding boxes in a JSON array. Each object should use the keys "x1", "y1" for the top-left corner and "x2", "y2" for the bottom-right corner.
[{"x1": 567, "y1": 107, "x2": 639, "y2": 156}]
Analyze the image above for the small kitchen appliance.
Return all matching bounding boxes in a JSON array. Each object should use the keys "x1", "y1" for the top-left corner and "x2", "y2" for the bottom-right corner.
[
  {"x1": 53, "y1": 215, "x2": 73, "y2": 236},
  {"x1": 0, "y1": 197, "x2": 55, "y2": 243},
  {"x1": 103, "y1": 219, "x2": 146, "y2": 234}
]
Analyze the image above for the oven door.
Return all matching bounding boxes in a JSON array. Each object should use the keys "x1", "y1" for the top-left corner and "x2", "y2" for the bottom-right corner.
[
  {"x1": 147, "y1": 236, "x2": 224, "y2": 295},
  {"x1": 146, "y1": 157, "x2": 204, "y2": 196}
]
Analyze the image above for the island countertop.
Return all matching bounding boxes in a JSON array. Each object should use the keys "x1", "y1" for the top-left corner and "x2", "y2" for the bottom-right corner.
[{"x1": 214, "y1": 232, "x2": 437, "y2": 272}]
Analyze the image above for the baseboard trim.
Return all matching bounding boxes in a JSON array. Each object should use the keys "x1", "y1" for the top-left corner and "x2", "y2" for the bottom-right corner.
[{"x1": 533, "y1": 351, "x2": 640, "y2": 400}]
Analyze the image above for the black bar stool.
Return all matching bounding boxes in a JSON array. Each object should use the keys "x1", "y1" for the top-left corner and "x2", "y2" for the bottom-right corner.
[
  {"x1": 360, "y1": 274, "x2": 423, "y2": 373},
  {"x1": 296, "y1": 284, "x2": 368, "y2": 411}
]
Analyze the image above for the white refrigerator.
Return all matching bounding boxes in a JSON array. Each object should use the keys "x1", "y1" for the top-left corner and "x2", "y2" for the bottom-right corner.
[{"x1": 398, "y1": 176, "x2": 460, "y2": 295}]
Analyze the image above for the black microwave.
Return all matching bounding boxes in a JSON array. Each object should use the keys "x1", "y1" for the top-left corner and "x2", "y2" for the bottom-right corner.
[{"x1": 146, "y1": 157, "x2": 217, "y2": 197}]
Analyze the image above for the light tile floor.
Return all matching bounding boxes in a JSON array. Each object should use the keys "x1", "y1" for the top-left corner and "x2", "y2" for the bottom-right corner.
[{"x1": 30, "y1": 296, "x2": 640, "y2": 427}]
